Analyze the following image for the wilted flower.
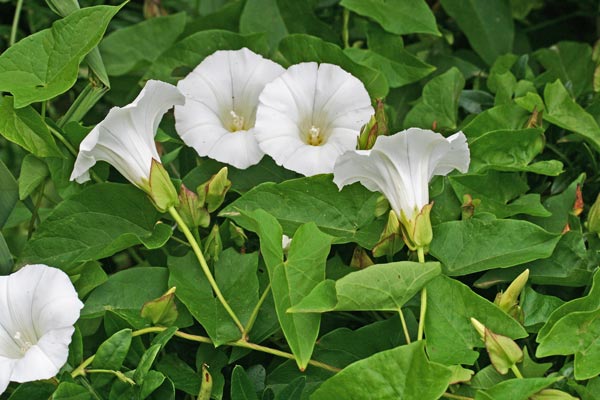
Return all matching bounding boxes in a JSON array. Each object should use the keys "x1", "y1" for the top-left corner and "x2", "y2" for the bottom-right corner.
[
  {"x1": 255, "y1": 62, "x2": 374, "y2": 176},
  {"x1": 0, "y1": 264, "x2": 83, "y2": 393},
  {"x1": 175, "y1": 48, "x2": 285, "y2": 169},
  {"x1": 70, "y1": 79, "x2": 184, "y2": 211},
  {"x1": 333, "y1": 128, "x2": 469, "y2": 249}
]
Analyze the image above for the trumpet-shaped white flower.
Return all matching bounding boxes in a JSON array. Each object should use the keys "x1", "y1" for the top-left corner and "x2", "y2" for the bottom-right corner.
[
  {"x1": 70, "y1": 80, "x2": 185, "y2": 190},
  {"x1": 333, "y1": 128, "x2": 469, "y2": 249},
  {"x1": 175, "y1": 48, "x2": 285, "y2": 169},
  {"x1": 0, "y1": 264, "x2": 83, "y2": 393},
  {"x1": 255, "y1": 62, "x2": 374, "y2": 176}
]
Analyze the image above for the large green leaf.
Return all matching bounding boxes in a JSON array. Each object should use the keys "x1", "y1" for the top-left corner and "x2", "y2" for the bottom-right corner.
[
  {"x1": 430, "y1": 217, "x2": 561, "y2": 275},
  {"x1": 243, "y1": 209, "x2": 332, "y2": 370},
  {"x1": 100, "y1": 13, "x2": 187, "y2": 76},
  {"x1": 220, "y1": 175, "x2": 384, "y2": 248},
  {"x1": 404, "y1": 67, "x2": 465, "y2": 130},
  {"x1": 19, "y1": 183, "x2": 172, "y2": 268},
  {"x1": 311, "y1": 341, "x2": 452, "y2": 400},
  {"x1": 290, "y1": 261, "x2": 441, "y2": 312},
  {"x1": 0, "y1": 5, "x2": 122, "y2": 108},
  {"x1": 340, "y1": 0, "x2": 440, "y2": 36},
  {"x1": 425, "y1": 275, "x2": 528, "y2": 365},
  {"x1": 168, "y1": 249, "x2": 259, "y2": 345},
  {"x1": 440, "y1": 0, "x2": 514, "y2": 65},
  {"x1": 536, "y1": 269, "x2": 600, "y2": 379},
  {"x1": 474, "y1": 377, "x2": 560, "y2": 400},
  {"x1": 462, "y1": 104, "x2": 531, "y2": 139},
  {"x1": 516, "y1": 80, "x2": 600, "y2": 152},
  {"x1": 276, "y1": 34, "x2": 388, "y2": 98},
  {"x1": 82, "y1": 267, "x2": 168, "y2": 318},
  {"x1": 0, "y1": 96, "x2": 63, "y2": 157},
  {"x1": 0, "y1": 160, "x2": 18, "y2": 229},
  {"x1": 143, "y1": 30, "x2": 269, "y2": 83}
]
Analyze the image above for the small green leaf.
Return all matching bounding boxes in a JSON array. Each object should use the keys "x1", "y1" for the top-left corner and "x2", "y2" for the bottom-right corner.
[
  {"x1": 18, "y1": 155, "x2": 49, "y2": 200},
  {"x1": 53, "y1": 382, "x2": 91, "y2": 400},
  {"x1": 5, "y1": 382, "x2": 56, "y2": 400},
  {"x1": 475, "y1": 377, "x2": 560, "y2": 400},
  {"x1": 231, "y1": 366, "x2": 259, "y2": 400},
  {"x1": 0, "y1": 160, "x2": 18, "y2": 229},
  {"x1": 340, "y1": 0, "x2": 440, "y2": 36},
  {"x1": 0, "y1": 5, "x2": 123, "y2": 108},
  {"x1": 404, "y1": 67, "x2": 465, "y2": 131},
  {"x1": 0, "y1": 97, "x2": 63, "y2": 158},
  {"x1": 290, "y1": 261, "x2": 440, "y2": 313},
  {"x1": 0, "y1": 233, "x2": 13, "y2": 275},
  {"x1": 92, "y1": 328, "x2": 132, "y2": 372},
  {"x1": 311, "y1": 341, "x2": 452, "y2": 400}
]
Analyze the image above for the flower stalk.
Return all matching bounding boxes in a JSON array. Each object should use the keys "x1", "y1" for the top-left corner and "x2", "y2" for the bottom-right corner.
[{"x1": 417, "y1": 247, "x2": 427, "y2": 341}]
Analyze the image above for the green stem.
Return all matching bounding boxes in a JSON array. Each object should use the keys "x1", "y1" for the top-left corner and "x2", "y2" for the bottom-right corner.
[
  {"x1": 398, "y1": 308, "x2": 412, "y2": 344},
  {"x1": 47, "y1": 125, "x2": 78, "y2": 158},
  {"x1": 9, "y1": 0, "x2": 23, "y2": 46},
  {"x1": 27, "y1": 180, "x2": 45, "y2": 239},
  {"x1": 342, "y1": 8, "x2": 350, "y2": 48},
  {"x1": 71, "y1": 355, "x2": 95, "y2": 378},
  {"x1": 442, "y1": 393, "x2": 474, "y2": 400},
  {"x1": 168, "y1": 206, "x2": 245, "y2": 334},
  {"x1": 243, "y1": 283, "x2": 271, "y2": 339},
  {"x1": 510, "y1": 364, "x2": 524, "y2": 379},
  {"x1": 417, "y1": 247, "x2": 427, "y2": 341},
  {"x1": 85, "y1": 369, "x2": 135, "y2": 385}
]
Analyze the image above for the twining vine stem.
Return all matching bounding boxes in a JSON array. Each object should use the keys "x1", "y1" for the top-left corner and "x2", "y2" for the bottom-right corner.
[{"x1": 417, "y1": 247, "x2": 427, "y2": 341}]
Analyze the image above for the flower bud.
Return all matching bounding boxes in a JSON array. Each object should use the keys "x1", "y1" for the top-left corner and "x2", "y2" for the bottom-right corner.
[
  {"x1": 141, "y1": 287, "x2": 178, "y2": 326},
  {"x1": 204, "y1": 224, "x2": 223, "y2": 262},
  {"x1": 148, "y1": 159, "x2": 179, "y2": 212},
  {"x1": 586, "y1": 193, "x2": 600, "y2": 234},
  {"x1": 228, "y1": 221, "x2": 247, "y2": 248},
  {"x1": 470, "y1": 318, "x2": 523, "y2": 375},
  {"x1": 197, "y1": 167, "x2": 231, "y2": 213},
  {"x1": 372, "y1": 211, "x2": 404, "y2": 258},
  {"x1": 494, "y1": 269, "x2": 529, "y2": 322},
  {"x1": 530, "y1": 389, "x2": 579, "y2": 400},
  {"x1": 178, "y1": 184, "x2": 210, "y2": 229},
  {"x1": 357, "y1": 99, "x2": 388, "y2": 150}
]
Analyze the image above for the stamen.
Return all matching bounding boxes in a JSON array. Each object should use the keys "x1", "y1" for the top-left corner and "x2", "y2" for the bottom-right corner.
[
  {"x1": 229, "y1": 110, "x2": 245, "y2": 132},
  {"x1": 307, "y1": 126, "x2": 323, "y2": 146},
  {"x1": 13, "y1": 331, "x2": 33, "y2": 354}
]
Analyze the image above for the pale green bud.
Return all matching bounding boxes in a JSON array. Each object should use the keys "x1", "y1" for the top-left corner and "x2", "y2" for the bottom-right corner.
[
  {"x1": 141, "y1": 287, "x2": 178, "y2": 326},
  {"x1": 148, "y1": 159, "x2": 179, "y2": 212},
  {"x1": 197, "y1": 167, "x2": 231, "y2": 213}
]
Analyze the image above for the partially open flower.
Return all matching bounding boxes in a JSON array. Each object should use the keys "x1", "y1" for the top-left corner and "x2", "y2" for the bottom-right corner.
[
  {"x1": 255, "y1": 62, "x2": 374, "y2": 176},
  {"x1": 0, "y1": 264, "x2": 83, "y2": 393},
  {"x1": 175, "y1": 48, "x2": 285, "y2": 169},
  {"x1": 70, "y1": 80, "x2": 184, "y2": 211},
  {"x1": 333, "y1": 128, "x2": 469, "y2": 249}
]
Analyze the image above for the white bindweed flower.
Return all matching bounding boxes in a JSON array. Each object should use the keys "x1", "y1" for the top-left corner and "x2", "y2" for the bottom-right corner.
[
  {"x1": 0, "y1": 264, "x2": 83, "y2": 393},
  {"x1": 174, "y1": 48, "x2": 285, "y2": 169},
  {"x1": 333, "y1": 128, "x2": 469, "y2": 249},
  {"x1": 70, "y1": 80, "x2": 184, "y2": 189},
  {"x1": 254, "y1": 62, "x2": 374, "y2": 176}
]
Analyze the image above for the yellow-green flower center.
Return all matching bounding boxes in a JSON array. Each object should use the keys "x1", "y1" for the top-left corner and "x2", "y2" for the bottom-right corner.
[
  {"x1": 229, "y1": 110, "x2": 246, "y2": 132},
  {"x1": 307, "y1": 126, "x2": 323, "y2": 146}
]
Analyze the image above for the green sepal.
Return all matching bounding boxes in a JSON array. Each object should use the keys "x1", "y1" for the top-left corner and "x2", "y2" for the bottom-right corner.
[
  {"x1": 372, "y1": 210, "x2": 404, "y2": 258},
  {"x1": 399, "y1": 203, "x2": 433, "y2": 251},
  {"x1": 204, "y1": 224, "x2": 223, "y2": 262},
  {"x1": 471, "y1": 318, "x2": 524, "y2": 375},
  {"x1": 148, "y1": 159, "x2": 179, "y2": 213},
  {"x1": 140, "y1": 287, "x2": 178, "y2": 326},
  {"x1": 197, "y1": 167, "x2": 231, "y2": 213},
  {"x1": 177, "y1": 184, "x2": 210, "y2": 229}
]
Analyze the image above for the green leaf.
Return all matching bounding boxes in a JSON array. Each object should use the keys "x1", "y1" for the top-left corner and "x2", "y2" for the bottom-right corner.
[
  {"x1": 425, "y1": 275, "x2": 528, "y2": 365},
  {"x1": 82, "y1": 267, "x2": 168, "y2": 318},
  {"x1": 344, "y1": 48, "x2": 435, "y2": 88},
  {"x1": 53, "y1": 382, "x2": 91, "y2": 400},
  {"x1": 521, "y1": 286, "x2": 565, "y2": 333},
  {"x1": 340, "y1": 0, "x2": 440, "y2": 36},
  {"x1": 475, "y1": 377, "x2": 560, "y2": 400},
  {"x1": 290, "y1": 261, "x2": 441, "y2": 313},
  {"x1": 0, "y1": 160, "x2": 18, "y2": 229},
  {"x1": 231, "y1": 365, "x2": 259, "y2": 400},
  {"x1": 100, "y1": 13, "x2": 186, "y2": 76},
  {"x1": 440, "y1": 0, "x2": 514, "y2": 65},
  {"x1": 144, "y1": 29, "x2": 269, "y2": 83},
  {"x1": 19, "y1": 183, "x2": 172, "y2": 269},
  {"x1": 6, "y1": 382, "x2": 56, "y2": 400},
  {"x1": 311, "y1": 341, "x2": 452, "y2": 400},
  {"x1": 156, "y1": 354, "x2": 200, "y2": 396},
  {"x1": 430, "y1": 217, "x2": 561, "y2": 275},
  {"x1": 462, "y1": 104, "x2": 531, "y2": 139},
  {"x1": 243, "y1": 209, "x2": 332, "y2": 370},
  {"x1": 0, "y1": 5, "x2": 122, "y2": 108},
  {"x1": 73, "y1": 261, "x2": 108, "y2": 298},
  {"x1": 0, "y1": 233, "x2": 12, "y2": 275},
  {"x1": 92, "y1": 328, "x2": 132, "y2": 370},
  {"x1": 168, "y1": 249, "x2": 259, "y2": 345},
  {"x1": 469, "y1": 128, "x2": 563, "y2": 175},
  {"x1": 276, "y1": 34, "x2": 388, "y2": 98},
  {"x1": 516, "y1": 80, "x2": 600, "y2": 152},
  {"x1": 536, "y1": 269, "x2": 600, "y2": 379},
  {"x1": 449, "y1": 172, "x2": 550, "y2": 218},
  {"x1": 220, "y1": 175, "x2": 384, "y2": 248},
  {"x1": 18, "y1": 155, "x2": 49, "y2": 200},
  {"x1": 134, "y1": 344, "x2": 162, "y2": 384},
  {"x1": 0, "y1": 97, "x2": 63, "y2": 158},
  {"x1": 404, "y1": 67, "x2": 465, "y2": 131}
]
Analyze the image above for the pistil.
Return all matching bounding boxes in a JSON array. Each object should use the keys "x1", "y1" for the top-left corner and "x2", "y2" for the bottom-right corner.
[
  {"x1": 229, "y1": 110, "x2": 245, "y2": 132},
  {"x1": 307, "y1": 126, "x2": 323, "y2": 146}
]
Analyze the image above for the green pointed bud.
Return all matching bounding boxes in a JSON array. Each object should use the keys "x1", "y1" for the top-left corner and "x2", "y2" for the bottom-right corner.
[
  {"x1": 197, "y1": 167, "x2": 231, "y2": 213},
  {"x1": 141, "y1": 287, "x2": 178, "y2": 326},
  {"x1": 357, "y1": 99, "x2": 388, "y2": 150},
  {"x1": 350, "y1": 246, "x2": 374, "y2": 269},
  {"x1": 372, "y1": 211, "x2": 404, "y2": 258},
  {"x1": 495, "y1": 269, "x2": 529, "y2": 321},
  {"x1": 399, "y1": 204, "x2": 433, "y2": 252},
  {"x1": 198, "y1": 364, "x2": 213, "y2": 400},
  {"x1": 471, "y1": 318, "x2": 523, "y2": 375},
  {"x1": 374, "y1": 195, "x2": 390, "y2": 218},
  {"x1": 148, "y1": 159, "x2": 179, "y2": 212},
  {"x1": 586, "y1": 194, "x2": 600, "y2": 234},
  {"x1": 178, "y1": 184, "x2": 210, "y2": 229},
  {"x1": 530, "y1": 389, "x2": 579, "y2": 400},
  {"x1": 228, "y1": 221, "x2": 248, "y2": 248},
  {"x1": 204, "y1": 224, "x2": 223, "y2": 262}
]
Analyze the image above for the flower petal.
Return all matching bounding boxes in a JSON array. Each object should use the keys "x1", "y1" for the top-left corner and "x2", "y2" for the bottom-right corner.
[
  {"x1": 70, "y1": 80, "x2": 184, "y2": 187},
  {"x1": 175, "y1": 48, "x2": 284, "y2": 169}
]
